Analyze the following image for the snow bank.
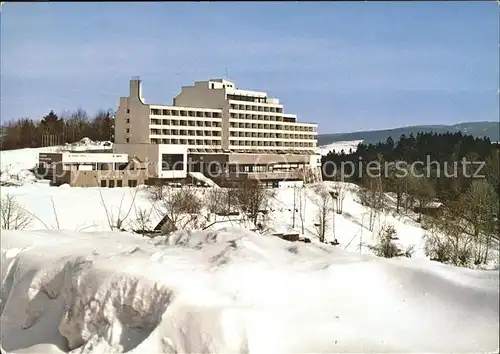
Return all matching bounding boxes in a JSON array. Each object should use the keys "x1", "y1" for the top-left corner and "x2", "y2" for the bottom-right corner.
[
  {"x1": 0, "y1": 228, "x2": 498, "y2": 353},
  {"x1": 318, "y1": 140, "x2": 363, "y2": 156}
]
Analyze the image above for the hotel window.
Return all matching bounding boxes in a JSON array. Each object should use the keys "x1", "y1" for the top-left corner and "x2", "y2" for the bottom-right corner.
[{"x1": 161, "y1": 154, "x2": 184, "y2": 171}]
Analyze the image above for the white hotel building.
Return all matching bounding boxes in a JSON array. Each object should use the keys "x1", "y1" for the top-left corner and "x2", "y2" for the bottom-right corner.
[{"x1": 114, "y1": 77, "x2": 321, "y2": 184}]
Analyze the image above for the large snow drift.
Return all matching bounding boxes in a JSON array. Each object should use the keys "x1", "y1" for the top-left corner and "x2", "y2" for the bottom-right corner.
[
  {"x1": 1, "y1": 228, "x2": 498, "y2": 353},
  {"x1": 0, "y1": 146, "x2": 61, "y2": 185}
]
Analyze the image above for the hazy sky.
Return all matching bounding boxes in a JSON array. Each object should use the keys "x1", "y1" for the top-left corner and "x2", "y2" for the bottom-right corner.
[{"x1": 1, "y1": 2, "x2": 498, "y2": 133}]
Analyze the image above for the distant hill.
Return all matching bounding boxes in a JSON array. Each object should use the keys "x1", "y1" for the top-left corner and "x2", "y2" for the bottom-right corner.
[{"x1": 318, "y1": 122, "x2": 499, "y2": 147}]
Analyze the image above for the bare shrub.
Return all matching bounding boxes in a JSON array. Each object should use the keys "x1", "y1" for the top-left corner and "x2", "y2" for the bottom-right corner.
[
  {"x1": 204, "y1": 187, "x2": 236, "y2": 215},
  {"x1": 368, "y1": 224, "x2": 414, "y2": 258},
  {"x1": 234, "y1": 179, "x2": 274, "y2": 226},
  {"x1": 95, "y1": 176, "x2": 140, "y2": 231},
  {"x1": 297, "y1": 185, "x2": 307, "y2": 234},
  {"x1": 0, "y1": 194, "x2": 33, "y2": 230},
  {"x1": 156, "y1": 186, "x2": 204, "y2": 234},
  {"x1": 148, "y1": 182, "x2": 167, "y2": 202},
  {"x1": 424, "y1": 213, "x2": 475, "y2": 267},
  {"x1": 458, "y1": 179, "x2": 499, "y2": 264},
  {"x1": 313, "y1": 187, "x2": 334, "y2": 243},
  {"x1": 358, "y1": 176, "x2": 385, "y2": 231},
  {"x1": 133, "y1": 206, "x2": 152, "y2": 235},
  {"x1": 332, "y1": 182, "x2": 348, "y2": 214}
]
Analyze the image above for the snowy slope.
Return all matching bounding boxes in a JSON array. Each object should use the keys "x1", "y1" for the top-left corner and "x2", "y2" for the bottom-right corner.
[
  {"x1": 318, "y1": 140, "x2": 362, "y2": 156},
  {"x1": 267, "y1": 182, "x2": 431, "y2": 257},
  {"x1": 2, "y1": 180, "x2": 499, "y2": 268},
  {"x1": 0, "y1": 181, "x2": 426, "y2": 258},
  {"x1": 1, "y1": 228, "x2": 498, "y2": 353},
  {"x1": 0, "y1": 146, "x2": 62, "y2": 185}
]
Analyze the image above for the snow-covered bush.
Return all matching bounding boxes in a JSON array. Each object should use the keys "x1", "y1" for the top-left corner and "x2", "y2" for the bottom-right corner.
[
  {"x1": 369, "y1": 224, "x2": 414, "y2": 258},
  {"x1": 423, "y1": 216, "x2": 474, "y2": 267},
  {"x1": 153, "y1": 186, "x2": 205, "y2": 234}
]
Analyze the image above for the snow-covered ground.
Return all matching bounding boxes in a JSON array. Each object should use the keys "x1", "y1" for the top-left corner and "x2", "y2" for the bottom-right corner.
[
  {"x1": 1, "y1": 228, "x2": 498, "y2": 353},
  {"x1": 0, "y1": 180, "x2": 436, "y2": 259},
  {"x1": 317, "y1": 140, "x2": 363, "y2": 156}
]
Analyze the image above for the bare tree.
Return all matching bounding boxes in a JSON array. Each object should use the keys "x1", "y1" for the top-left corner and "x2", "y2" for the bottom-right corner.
[
  {"x1": 155, "y1": 186, "x2": 204, "y2": 233},
  {"x1": 386, "y1": 164, "x2": 411, "y2": 214},
  {"x1": 205, "y1": 187, "x2": 235, "y2": 215},
  {"x1": 424, "y1": 210, "x2": 475, "y2": 267},
  {"x1": 234, "y1": 179, "x2": 274, "y2": 226},
  {"x1": 458, "y1": 179, "x2": 499, "y2": 264},
  {"x1": 313, "y1": 187, "x2": 334, "y2": 243},
  {"x1": 96, "y1": 177, "x2": 139, "y2": 231},
  {"x1": 411, "y1": 175, "x2": 435, "y2": 222},
  {"x1": 485, "y1": 149, "x2": 499, "y2": 197},
  {"x1": 0, "y1": 194, "x2": 33, "y2": 230},
  {"x1": 358, "y1": 175, "x2": 384, "y2": 231},
  {"x1": 148, "y1": 181, "x2": 167, "y2": 202},
  {"x1": 332, "y1": 182, "x2": 348, "y2": 214},
  {"x1": 298, "y1": 185, "x2": 307, "y2": 234},
  {"x1": 50, "y1": 197, "x2": 60, "y2": 229},
  {"x1": 64, "y1": 108, "x2": 89, "y2": 143}
]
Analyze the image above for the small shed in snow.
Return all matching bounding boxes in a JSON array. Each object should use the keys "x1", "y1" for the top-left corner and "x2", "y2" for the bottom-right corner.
[{"x1": 413, "y1": 201, "x2": 443, "y2": 217}]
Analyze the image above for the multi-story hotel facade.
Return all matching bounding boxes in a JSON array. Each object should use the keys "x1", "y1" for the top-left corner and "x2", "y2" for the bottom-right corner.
[
  {"x1": 113, "y1": 77, "x2": 321, "y2": 185},
  {"x1": 38, "y1": 78, "x2": 321, "y2": 187}
]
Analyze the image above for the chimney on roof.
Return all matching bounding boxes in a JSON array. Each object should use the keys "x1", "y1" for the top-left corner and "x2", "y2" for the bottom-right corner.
[{"x1": 130, "y1": 76, "x2": 145, "y2": 103}]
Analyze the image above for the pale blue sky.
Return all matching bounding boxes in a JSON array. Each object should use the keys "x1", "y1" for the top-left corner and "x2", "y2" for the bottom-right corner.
[{"x1": 1, "y1": 2, "x2": 498, "y2": 133}]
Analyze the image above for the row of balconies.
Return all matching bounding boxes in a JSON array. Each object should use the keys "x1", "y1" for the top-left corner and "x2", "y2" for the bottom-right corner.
[
  {"x1": 229, "y1": 103, "x2": 283, "y2": 113},
  {"x1": 148, "y1": 128, "x2": 315, "y2": 141},
  {"x1": 150, "y1": 119, "x2": 222, "y2": 128},
  {"x1": 149, "y1": 117, "x2": 314, "y2": 132},
  {"x1": 245, "y1": 171, "x2": 304, "y2": 181},
  {"x1": 150, "y1": 129, "x2": 222, "y2": 137},
  {"x1": 229, "y1": 121, "x2": 315, "y2": 133},
  {"x1": 150, "y1": 137, "x2": 221, "y2": 146},
  {"x1": 229, "y1": 112, "x2": 296, "y2": 123},
  {"x1": 229, "y1": 132, "x2": 315, "y2": 140},
  {"x1": 229, "y1": 140, "x2": 315, "y2": 148},
  {"x1": 150, "y1": 108, "x2": 222, "y2": 118}
]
